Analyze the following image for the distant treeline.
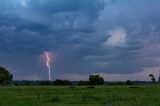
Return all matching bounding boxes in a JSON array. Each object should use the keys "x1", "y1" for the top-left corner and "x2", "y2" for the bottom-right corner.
[
  {"x1": 11, "y1": 80, "x2": 155, "y2": 86},
  {"x1": 12, "y1": 80, "x2": 71, "y2": 85},
  {"x1": 1, "y1": 66, "x2": 160, "y2": 86}
]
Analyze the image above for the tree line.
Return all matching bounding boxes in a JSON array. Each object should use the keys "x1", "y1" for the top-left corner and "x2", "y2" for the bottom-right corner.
[
  {"x1": 1, "y1": 66, "x2": 160, "y2": 85},
  {"x1": 0, "y1": 66, "x2": 104, "y2": 85}
]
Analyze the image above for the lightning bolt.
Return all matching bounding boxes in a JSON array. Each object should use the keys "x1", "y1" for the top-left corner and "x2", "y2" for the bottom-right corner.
[{"x1": 44, "y1": 51, "x2": 52, "y2": 81}]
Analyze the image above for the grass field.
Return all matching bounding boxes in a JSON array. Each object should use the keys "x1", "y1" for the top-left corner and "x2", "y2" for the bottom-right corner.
[{"x1": 0, "y1": 85, "x2": 160, "y2": 106}]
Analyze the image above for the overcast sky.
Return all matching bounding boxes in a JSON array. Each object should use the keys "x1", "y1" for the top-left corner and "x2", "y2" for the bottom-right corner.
[{"x1": 0, "y1": 0, "x2": 160, "y2": 81}]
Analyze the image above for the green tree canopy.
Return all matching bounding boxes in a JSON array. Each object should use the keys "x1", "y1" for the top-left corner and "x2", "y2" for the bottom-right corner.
[
  {"x1": 149, "y1": 74, "x2": 155, "y2": 83},
  {"x1": 0, "y1": 66, "x2": 13, "y2": 85},
  {"x1": 89, "y1": 74, "x2": 104, "y2": 85}
]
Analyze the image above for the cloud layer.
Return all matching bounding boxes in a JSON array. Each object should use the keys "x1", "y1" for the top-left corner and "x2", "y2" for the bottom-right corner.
[{"x1": 0, "y1": 0, "x2": 160, "y2": 80}]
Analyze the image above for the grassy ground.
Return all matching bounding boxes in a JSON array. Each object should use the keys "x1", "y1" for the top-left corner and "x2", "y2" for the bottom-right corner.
[{"x1": 0, "y1": 85, "x2": 160, "y2": 106}]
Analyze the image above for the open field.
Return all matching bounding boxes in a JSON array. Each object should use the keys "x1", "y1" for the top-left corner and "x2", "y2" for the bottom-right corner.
[{"x1": 0, "y1": 85, "x2": 160, "y2": 106}]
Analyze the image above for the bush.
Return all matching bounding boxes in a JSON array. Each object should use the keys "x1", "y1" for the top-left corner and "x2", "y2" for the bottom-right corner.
[
  {"x1": 126, "y1": 80, "x2": 133, "y2": 85},
  {"x1": 0, "y1": 66, "x2": 13, "y2": 85},
  {"x1": 54, "y1": 79, "x2": 71, "y2": 85}
]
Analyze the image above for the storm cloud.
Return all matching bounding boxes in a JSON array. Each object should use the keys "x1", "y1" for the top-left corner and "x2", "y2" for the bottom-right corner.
[{"x1": 0, "y1": 0, "x2": 160, "y2": 80}]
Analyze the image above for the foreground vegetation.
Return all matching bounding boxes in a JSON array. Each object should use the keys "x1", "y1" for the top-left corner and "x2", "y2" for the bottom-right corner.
[{"x1": 0, "y1": 85, "x2": 160, "y2": 106}]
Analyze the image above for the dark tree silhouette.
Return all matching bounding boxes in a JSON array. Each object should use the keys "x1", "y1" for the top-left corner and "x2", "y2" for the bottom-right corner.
[
  {"x1": 126, "y1": 80, "x2": 133, "y2": 85},
  {"x1": 0, "y1": 66, "x2": 13, "y2": 85},
  {"x1": 89, "y1": 74, "x2": 104, "y2": 85},
  {"x1": 149, "y1": 74, "x2": 155, "y2": 83},
  {"x1": 54, "y1": 79, "x2": 71, "y2": 85},
  {"x1": 158, "y1": 75, "x2": 160, "y2": 83}
]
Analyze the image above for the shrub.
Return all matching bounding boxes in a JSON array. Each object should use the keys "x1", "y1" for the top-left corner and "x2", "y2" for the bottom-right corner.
[
  {"x1": 54, "y1": 79, "x2": 71, "y2": 85},
  {"x1": 126, "y1": 80, "x2": 133, "y2": 85}
]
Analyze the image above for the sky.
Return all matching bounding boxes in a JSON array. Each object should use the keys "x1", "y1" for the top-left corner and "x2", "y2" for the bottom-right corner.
[{"x1": 0, "y1": 0, "x2": 160, "y2": 81}]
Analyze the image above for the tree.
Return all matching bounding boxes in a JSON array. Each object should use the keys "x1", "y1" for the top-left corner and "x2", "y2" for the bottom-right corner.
[
  {"x1": 149, "y1": 74, "x2": 155, "y2": 83},
  {"x1": 0, "y1": 66, "x2": 13, "y2": 85},
  {"x1": 126, "y1": 80, "x2": 133, "y2": 85},
  {"x1": 89, "y1": 74, "x2": 104, "y2": 85}
]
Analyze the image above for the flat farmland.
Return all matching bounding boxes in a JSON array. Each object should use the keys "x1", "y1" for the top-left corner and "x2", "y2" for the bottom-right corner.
[{"x1": 0, "y1": 85, "x2": 160, "y2": 106}]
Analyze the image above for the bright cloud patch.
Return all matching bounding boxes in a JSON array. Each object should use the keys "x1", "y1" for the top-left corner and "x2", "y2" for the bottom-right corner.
[
  {"x1": 103, "y1": 28, "x2": 127, "y2": 47},
  {"x1": 19, "y1": 0, "x2": 27, "y2": 7}
]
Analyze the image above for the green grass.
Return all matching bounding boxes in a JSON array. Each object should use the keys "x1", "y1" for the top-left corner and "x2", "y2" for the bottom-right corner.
[{"x1": 0, "y1": 85, "x2": 160, "y2": 106}]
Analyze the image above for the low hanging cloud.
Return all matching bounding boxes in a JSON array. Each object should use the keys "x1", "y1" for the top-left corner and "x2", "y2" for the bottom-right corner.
[{"x1": 103, "y1": 28, "x2": 127, "y2": 47}]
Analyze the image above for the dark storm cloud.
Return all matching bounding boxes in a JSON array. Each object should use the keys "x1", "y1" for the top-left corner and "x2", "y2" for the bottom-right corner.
[
  {"x1": 55, "y1": 0, "x2": 160, "y2": 74},
  {"x1": 0, "y1": 0, "x2": 107, "y2": 80},
  {"x1": 85, "y1": 0, "x2": 160, "y2": 74},
  {"x1": 0, "y1": 0, "x2": 105, "y2": 54},
  {"x1": 0, "y1": 0, "x2": 160, "y2": 80}
]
